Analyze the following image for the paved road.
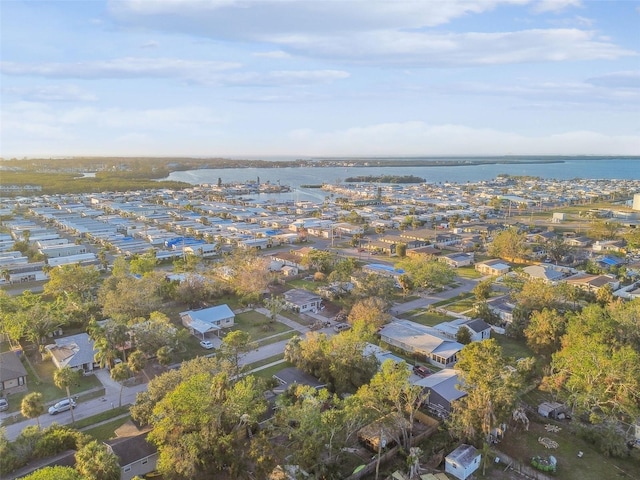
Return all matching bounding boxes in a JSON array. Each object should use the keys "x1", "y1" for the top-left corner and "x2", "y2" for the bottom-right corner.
[{"x1": 2, "y1": 273, "x2": 478, "y2": 442}]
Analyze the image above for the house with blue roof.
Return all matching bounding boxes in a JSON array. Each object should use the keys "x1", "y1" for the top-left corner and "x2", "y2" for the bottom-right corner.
[{"x1": 180, "y1": 304, "x2": 235, "y2": 340}]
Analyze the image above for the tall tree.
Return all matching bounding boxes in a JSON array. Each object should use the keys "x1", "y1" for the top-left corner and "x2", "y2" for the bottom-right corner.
[
  {"x1": 396, "y1": 256, "x2": 455, "y2": 291},
  {"x1": 448, "y1": 340, "x2": 523, "y2": 445},
  {"x1": 488, "y1": 227, "x2": 529, "y2": 262},
  {"x1": 74, "y1": 440, "x2": 121, "y2": 480},
  {"x1": 21, "y1": 392, "x2": 45, "y2": 429},
  {"x1": 472, "y1": 279, "x2": 493, "y2": 302},
  {"x1": 348, "y1": 297, "x2": 390, "y2": 330},
  {"x1": 148, "y1": 372, "x2": 266, "y2": 478},
  {"x1": 43, "y1": 264, "x2": 101, "y2": 303},
  {"x1": 53, "y1": 367, "x2": 81, "y2": 425},
  {"x1": 110, "y1": 363, "x2": 132, "y2": 408},
  {"x1": 128, "y1": 350, "x2": 149, "y2": 382},
  {"x1": 20, "y1": 467, "x2": 82, "y2": 480},
  {"x1": 218, "y1": 330, "x2": 252, "y2": 379},
  {"x1": 524, "y1": 308, "x2": 566, "y2": 356}
]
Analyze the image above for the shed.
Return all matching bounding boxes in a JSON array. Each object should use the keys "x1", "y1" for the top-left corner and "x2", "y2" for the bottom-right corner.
[
  {"x1": 445, "y1": 444, "x2": 481, "y2": 480},
  {"x1": 0, "y1": 351, "x2": 28, "y2": 393},
  {"x1": 537, "y1": 401, "x2": 566, "y2": 419}
]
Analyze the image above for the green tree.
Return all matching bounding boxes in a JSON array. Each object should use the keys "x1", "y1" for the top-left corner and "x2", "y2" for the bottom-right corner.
[
  {"x1": 148, "y1": 372, "x2": 266, "y2": 478},
  {"x1": 43, "y1": 264, "x2": 101, "y2": 303},
  {"x1": 472, "y1": 278, "x2": 493, "y2": 302},
  {"x1": 264, "y1": 295, "x2": 286, "y2": 323},
  {"x1": 543, "y1": 304, "x2": 640, "y2": 422},
  {"x1": 20, "y1": 466, "x2": 83, "y2": 480},
  {"x1": 128, "y1": 350, "x2": 149, "y2": 382},
  {"x1": 588, "y1": 220, "x2": 619, "y2": 241},
  {"x1": 110, "y1": 363, "x2": 132, "y2": 407},
  {"x1": 448, "y1": 339, "x2": 523, "y2": 445},
  {"x1": 348, "y1": 297, "x2": 390, "y2": 331},
  {"x1": 218, "y1": 330, "x2": 252, "y2": 379},
  {"x1": 397, "y1": 256, "x2": 455, "y2": 290},
  {"x1": 99, "y1": 273, "x2": 164, "y2": 322},
  {"x1": 53, "y1": 367, "x2": 81, "y2": 425},
  {"x1": 129, "y1": 250, "x2": 157, "y2": 276},
  {"x1": 75, "y1": 440, "x2": 121, "y2": 480},
  {"x1": 488, "y1": 227, "x2": 529, "y2": 262},
  {"x1": 328, "y1": 257, "x2": 359, "y2": 282},
  {"x1": 156, "y1": 345, "x2": 173, "y2": 367},
  {"x1": 93, "y1": 337, "x2": 120, "y2": 370},
  {"x1": 396, "y1": 243, "x2": 407, "y2": 257},
  {"x1": 546, "y1": 237, "x2": 572, "y2": 265},
  {"x1": 524, "y1": 308, "x2": 566, "y2": 356},
  {"x1": 352, "y1": 273, "x2": 397, "y2": 307},
  {"x1": 456, "y1": 326, "x2": 472, "y2": 345},
  {"x1": 21, "y1": 392, "x2": 45, "y2": 429}
]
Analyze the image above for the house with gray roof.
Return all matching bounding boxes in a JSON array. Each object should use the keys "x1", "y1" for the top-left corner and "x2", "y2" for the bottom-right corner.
[
  {"x1": 523, "y1": 264, "x2": 566, "y2": 284},
  {"x1": 445, "y1": 444, "x2": 481, "y2": 480},
  {"x1": 0, "y1": 351, "x2": 28, "y2": 394},
  {"x1": 46, "y1": 333, "x2": 98, "y2": 372},
  {"x1": 180, "y1": 304, "x2": 235, "y2": 339},
  {"x1": 283, "y1": 288, "x2": 322, "y2": 314},
  {"x1": 379, "y1": 319, "x2": 464, "y2": 368},
  {"x1": 414, "y1": 368, "x2": 466, "y2": 418}
]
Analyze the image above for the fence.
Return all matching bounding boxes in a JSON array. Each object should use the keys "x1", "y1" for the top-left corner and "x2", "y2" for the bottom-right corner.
[
  {"x1": 493, "y1": 450, "x2": 554, "y2": 480},
  {"x1": 345, "y1": 415, "x2": 441, "y2": 480}
]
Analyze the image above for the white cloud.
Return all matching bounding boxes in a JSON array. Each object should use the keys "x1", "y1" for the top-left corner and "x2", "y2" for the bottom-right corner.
[
  {"x1": 252, "y1": 50, "x2": 291, "y2": 59},
  {"x1": 586, "y1": 71, "x2": 640, "y2": 89},
  {"x1": 532, "y1": 0, "x2": 582, "y2": 14},
  {"x1": 285, "y1": 122, "x2": 640, "y2": 156},
  {"x1": 110, "y1": 0, "x2": 533, "y2": 32},
  {"x1": 140, "y1": 40, "x2": 160, "y2": 49},
  {"x1": 272, "y1": 29, "x2": 635, "y2": 66},
  {"x1": 2, "y1": 85, "x2": 97, "y2": 102},
  {"x1": 1, "y1": 57, "x2": 241, "y2": 79}
]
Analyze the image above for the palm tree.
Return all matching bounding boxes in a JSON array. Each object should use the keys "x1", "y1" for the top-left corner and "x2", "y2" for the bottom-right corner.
[
  {"x1": 75, "y1": 440, "x2": 121, "y2": 480},
  {"x1": 21, "y1": 392, "x2": 45, "y2": 429},
  {"x1": 110, "y1": 363, "x2": 131, "y2": 407},
  {"x1": 128, "y1": 350, "x2": 150, "y2": 382},
  {"x1": 94, "y1": 337, "x2": 119, "y2": 370},
  {"x1": 53, "y1": 367, "x2": 81, "y2": 425}
]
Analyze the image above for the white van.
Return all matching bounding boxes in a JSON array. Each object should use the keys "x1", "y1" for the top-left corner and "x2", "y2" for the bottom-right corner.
[{"x1": 48, "y1": 398, "x2": 76, "y2": 415}]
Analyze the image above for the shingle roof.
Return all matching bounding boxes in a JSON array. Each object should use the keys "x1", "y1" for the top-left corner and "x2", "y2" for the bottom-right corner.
[{"x1": 0, "y1": 351, "x2": 28, "y2": 382}]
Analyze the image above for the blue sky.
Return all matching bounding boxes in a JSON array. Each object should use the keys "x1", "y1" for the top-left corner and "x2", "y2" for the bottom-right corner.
[{"x1": 1, "y1": 0, "x2": 639, "y2": 157}]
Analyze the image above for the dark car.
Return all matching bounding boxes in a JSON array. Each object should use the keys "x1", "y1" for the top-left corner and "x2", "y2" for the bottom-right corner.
[{"x1": 413, "y1": 365, "x2": 431, "y2": 378}]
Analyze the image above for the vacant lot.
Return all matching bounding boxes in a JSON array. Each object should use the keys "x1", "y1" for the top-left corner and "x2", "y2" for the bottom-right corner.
[{"x1": 497, "y1": 419, "x2": 640, "y2": 480}]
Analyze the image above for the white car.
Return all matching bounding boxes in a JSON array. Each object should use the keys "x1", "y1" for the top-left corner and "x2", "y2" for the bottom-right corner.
[
  {"x1": 48, "y1": 398, "x2": 76, "y2": 415},
  {"x1": 199, "y1": 340, "x2": 214, "y2": 349}
]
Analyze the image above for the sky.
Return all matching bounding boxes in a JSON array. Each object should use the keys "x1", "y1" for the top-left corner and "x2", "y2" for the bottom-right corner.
[{"x1": 1, "y1": 0, "x2": 639, "y2": 158}]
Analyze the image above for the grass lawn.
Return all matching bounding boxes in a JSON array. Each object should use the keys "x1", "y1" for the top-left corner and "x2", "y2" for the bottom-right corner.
[
  {"x1": 492, "y1": 333, "x2": 534, "y2": 360},
  {"x1": 286, "y1": 279, "x2": 321, "y2": 290},
  {"x1": 431, "y1": 292, "x2": 475, "y2": 308},
  {"x1": 83, "y1": 416, "x2": 131, "y2": 442},
  {"x1": 254, "y1": 331, "x2": 298, "y2": 348},
  {"x1": 444, "y1": 297, "x2": 476, "y2": 313},
  {"x1": 232, "y1": 310, "x2": 291, "y2": 341},
  {"x1": 250, "y1": 361, "x2": 293, "y2": 380},
  {"x1": 75, "y1": 405, "x2": 130, "y2": 429},
  {"x1": 2, "y1": 355, "x2": 104, "y2": 416},
  {"x1": 456, "y1": 267, "x2": 483, "y2": 279},
  {"x1": 496, "y1": 419, "x2": 640, "y2": 480},
  {"x1": 246, "y1": 353, "x2": 285, "y2": 370},
  {"x1": 402, "y1": 310, "x2": 455, "y2": 327}
]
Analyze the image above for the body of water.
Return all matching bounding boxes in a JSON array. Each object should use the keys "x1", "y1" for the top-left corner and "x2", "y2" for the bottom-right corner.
[{"x1": 162, "y1": 158, "x2": 640, "y2": 203}]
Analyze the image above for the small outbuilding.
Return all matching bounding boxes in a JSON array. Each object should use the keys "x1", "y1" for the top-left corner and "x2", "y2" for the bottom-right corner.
[
  {"x1": 445, "y1": 444, "x2": 481, "y2": 480},
  {"x1": 537, "y1": 401, "x2": 567, "y2": 419}
]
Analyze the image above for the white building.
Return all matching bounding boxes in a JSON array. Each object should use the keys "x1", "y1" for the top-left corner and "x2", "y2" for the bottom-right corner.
[{"x1": 445, "y1": 444, "x2": 481, "y2": 480}]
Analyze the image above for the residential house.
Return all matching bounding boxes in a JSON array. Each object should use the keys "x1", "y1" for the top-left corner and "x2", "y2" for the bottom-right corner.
[
  {"x1": 487, "y1": 297, "x2": 516, "y2": 325},
  {"x1": 564, "y1": 236, "x2": 592, "y2": 248},
  {"x1": 415, "y1": 368, "x2": 466, "y2": 418},
  {"x1": 406, "y1": 245, "x2": 441, "y2": 258},
  {"x1": 180, "y1": 304, "x2": 235, "y2": 339},
  {"x1": 105, "y1": 432, "x2": 158, "y2": 480},
  {"x1": 445, "y1": 444, "x2": 481, "y2": 480},
  {"x1": 434, "y1": 318, "x2": 492, "y2": 342},
  {"x1": 283, "y1": 288, "x2": 322, "y2": 314},
  {"x1": 379, "y1": 320, "x2": 464, "y2": 368},
  {"x1": 0, "y1": 351, "x2": 28, "y2": 394},
  {"x1": 46, "y1": 333, "x2": 98, "y2": 372},
  {"x1": 565, "y1": 273, "x2": 620, "y2": 293},
  {"x1": 270, "y1": 252, "x2": 308, "y2": 271},
  {"x1": 475, "y1": 259, "x2": 510, "y2": 276},
  {"x1": 523, "y1": 264, "x2": 566, "y2": 284},
  {"x1": 441, "y1": 252, "x2": 474, "y2": 268}
]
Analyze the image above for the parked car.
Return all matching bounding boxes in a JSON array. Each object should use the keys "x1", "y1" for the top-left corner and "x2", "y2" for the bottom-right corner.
[
  {"x1": 333, "y1": 323, "x2": 351, "y2": 333},
  {"x1": 413, "y1": 365, "x2": 431, "y2": 378},
  {"x1": 0, "y1": 398, "x2": 8, "y2": 411},
  {"x1": 199, "y1": 340, "x2": 214, "y2": 349},
  {"x1": 48, "y1": 398, "x2": 76, "y2": 415}
]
